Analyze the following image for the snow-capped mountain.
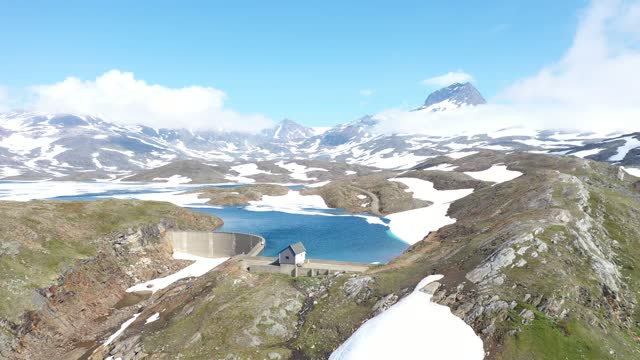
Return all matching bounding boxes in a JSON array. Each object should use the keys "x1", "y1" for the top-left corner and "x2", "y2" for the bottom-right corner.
[
  {"x1": 262, "y1": 119, "x2": 316, "y2": 143},
  {"x1": 414, "y1": 82, "x2": 486, "y2": 112},
  {"x1": 0, "y1": 83, "x2": 634, "y2": 180},
  {"x1": 553, "y1": 133, "x2": 640, "y2": 167}
]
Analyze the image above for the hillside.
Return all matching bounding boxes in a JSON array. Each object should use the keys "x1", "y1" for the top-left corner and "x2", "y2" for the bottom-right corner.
[
  {"x1": 0, "y1": 200, "x2": 222, "y2": 359},
  {"x1": 120, "y1": 160, "x2": 228, "y2": 184}
]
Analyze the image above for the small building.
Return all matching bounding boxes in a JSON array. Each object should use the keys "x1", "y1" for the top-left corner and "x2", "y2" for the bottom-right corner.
[{"x1": 278, "y1": 242, "x2": 306, "y2": 266}]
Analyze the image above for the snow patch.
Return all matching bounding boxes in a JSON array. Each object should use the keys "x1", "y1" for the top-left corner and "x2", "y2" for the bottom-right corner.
[
  {"x1": 145, "y1": 313, "x2": 160, "y2": 324},
  {"x1": 623, "y1": 167, "x2": 640, "y2": 177},
  {"x1": 571, "y1": 148, "x2": 604, "y2": 158},
  {"x1": 126, "y1": 252, "x2": 228, "y2": 294},
  {"x1": 246, "y1": 190, "x2": 329, "y2": 214},
  {"x1": 385, "y1": 178, "x2": 473, "y2": 244},
  {"x1": 276, "y1": 161, "x2": 328, "y2": 181},
  {"x1": 330, "y1": 274, "x2": 484, "y2": 360},
  {"x1": 609, "y1": 136, "x2": 640, "y2": 162},
  {"x1": 151, "y1": 175, "x2": 192, "y2": 184},
  {"x1": 465, "y1": 165, "x2": 522, "y2": 184}
]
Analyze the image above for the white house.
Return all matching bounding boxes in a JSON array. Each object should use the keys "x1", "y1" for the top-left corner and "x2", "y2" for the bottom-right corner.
[{"x1": 278, "y1": 242, "x2": 306, "y2": 266}]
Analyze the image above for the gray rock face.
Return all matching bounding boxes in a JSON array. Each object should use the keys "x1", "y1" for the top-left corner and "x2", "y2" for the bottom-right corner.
[{"x1": 422, "y1": 82, "x2": 487, "y2": 109}]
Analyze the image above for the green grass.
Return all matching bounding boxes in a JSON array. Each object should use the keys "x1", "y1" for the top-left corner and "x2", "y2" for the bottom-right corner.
[
  {"x1": 0, "y1": 200, "x2": 221, "y2": 324},
  {"x1": 502, "y1": 309, "x2": 610, "y2": 359}
]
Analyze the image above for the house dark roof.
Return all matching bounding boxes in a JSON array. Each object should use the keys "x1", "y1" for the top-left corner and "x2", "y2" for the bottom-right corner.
[{"x1": 289, "y1": 242, "x2": 306, "y2": 255}]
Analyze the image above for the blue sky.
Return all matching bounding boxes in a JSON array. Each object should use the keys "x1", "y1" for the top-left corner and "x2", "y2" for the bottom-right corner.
[{"x1": 0, "y1": 0, "x2": 599, "y2": 127}]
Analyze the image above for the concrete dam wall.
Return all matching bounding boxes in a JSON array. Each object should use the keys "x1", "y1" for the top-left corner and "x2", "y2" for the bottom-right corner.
[{"x1": 167, "y1": 231, "x2": 265, "y2": 258}]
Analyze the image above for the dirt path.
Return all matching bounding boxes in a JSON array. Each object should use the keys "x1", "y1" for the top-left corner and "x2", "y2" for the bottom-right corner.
[{"x1": 347, "y1": 185, "x2": 382, "y2": 216}]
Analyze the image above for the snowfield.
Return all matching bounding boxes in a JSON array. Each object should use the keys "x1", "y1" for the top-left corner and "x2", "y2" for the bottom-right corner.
[
  {"x1": 226, "y1": 163, "x2": 272, "y2": 183},
  {"x1": 465, "y1": 165, "x2": 523, "y2": 184},
  {"x1": 623, "y1": 167, "x2": 640, "y2": 177},
  {"x1": 276, "y1": 161, "x2": 328, "y2": 181},
  {"x1": 246, "y1": 190, "x2": 329, "y2": 215},
  {"x1": 151, "y1": 174, "x2": 192, "y2": 184},
  {"x1": 571, "y1": 148, "x2": 604, "y2": 158},
  {"x1": 330, "y1": 274, "x2": 484, "y2": 360},
  {"x1": 386, "y1": 178, "x2": 473, "y2": 244},
  {"x1": 126, "y1": 252, "x2": 228, "y2": 294},
  {"x1": 608, "y1": 136, "x2": 640, "y2": 162}
]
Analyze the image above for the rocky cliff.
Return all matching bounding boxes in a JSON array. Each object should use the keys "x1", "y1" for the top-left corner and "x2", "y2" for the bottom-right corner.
[{"x1": 0, "y1": 200, "x2": 222, "y2": 359}]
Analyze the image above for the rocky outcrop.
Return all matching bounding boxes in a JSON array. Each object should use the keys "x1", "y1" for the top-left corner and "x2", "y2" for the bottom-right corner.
[{"x1": 0, "y1": 201, "x2": 221, "y2": 360}]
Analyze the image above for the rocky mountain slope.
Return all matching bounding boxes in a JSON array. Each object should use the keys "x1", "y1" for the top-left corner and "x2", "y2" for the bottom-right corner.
[
  {"x1": 0, "y1": 200, "x2": 222, "y2": 359},
  {"x1": 2, "y1": 82, "x2": 632, "y2": 181},
  {"x1": 414, "y1": 82, "x2": 487, "y2": 112},
  {"x1": 554, "y1": 133, "x2": 640, "y2": 167}
]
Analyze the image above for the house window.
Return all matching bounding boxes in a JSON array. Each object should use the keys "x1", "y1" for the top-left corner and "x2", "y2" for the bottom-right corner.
[{"x1": 285, "y1": 256, "x2": 290, "y2": 260}]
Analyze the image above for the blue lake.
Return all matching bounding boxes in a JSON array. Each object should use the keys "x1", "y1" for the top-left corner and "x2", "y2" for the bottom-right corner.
[
  {"x1": 41, "y1": 184, "x2": 408, "y2": 263},
  {"x1": 189, "y1": 206, "x2": 408, "y2": 263}
]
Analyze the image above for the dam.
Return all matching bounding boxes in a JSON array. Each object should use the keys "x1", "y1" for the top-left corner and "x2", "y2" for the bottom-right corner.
[
  {"x1": 167, "y1": 231, "x2": 265, "y2": 257},
  {"x1": 165, "y1": 230, "x2": 368, "y2": 277}
]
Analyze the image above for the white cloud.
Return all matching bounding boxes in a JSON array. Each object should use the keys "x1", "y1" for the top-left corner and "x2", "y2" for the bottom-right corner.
[
  {"x1": 29, "y1": 70, "x2": 273, "y2": 132},
  {"x1": 422, "y1": 71, "x2": 473, "y2": 87},
  {"x1": 377, "y1": 0, "x2": 640, "y2": 136},
  {"x1": 359, "y1": 89, "x2": 375, "y2": 96},
  {"x1": 373, "y1": 104, "x2": 637, "y2": 136},
  {"x1": 500, "y1": 0, "x2": 640, "y2": 108}
]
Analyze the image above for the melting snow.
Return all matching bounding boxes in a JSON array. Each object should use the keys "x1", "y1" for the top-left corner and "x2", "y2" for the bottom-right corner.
[
  {"x1": 246, "y1": 190, "x2": 329, "y2": 214},
  {"x1": 104, "y1": 313, "x2": 140, "y2": 345},
  {"x1": 385, "y1": 178, "x2": 473, "y2": 244},
  {"x1": 608, "y1": 136, "x2": 640, "y2": 162},
  {"x1": 145, "y1": 313, "x2": 160, "y2": 324},
  {"x1": 126, "y1": 252, "x2": 228, "y2": 294},
  {"x1": 276, "y1": 161, "x2": 328, "y2": 181},
  {"x1": 570, "y1": 148, "x2": 604, "y2": 158},
  {"x1": 226, "y1": 163, "x2": 271, "y2": 183},
  {"x1": 0, "y1": 167, "x2": 22, "y2": 178},
  {"x1": 330, "y1": 274, "x2": 484, "y2": 360},
  {"x1": 465, "y1": 165, "x2": 522, "y2": 184},
  {"x1": 623, "y1": 167, "x2": 640, "y2": 177},
  {"x1": 151, "y1": 175, "x2": 192, "y2": 185},
  {"x1": 447, "y1": 151, "x2": 477, "y2": 159}
]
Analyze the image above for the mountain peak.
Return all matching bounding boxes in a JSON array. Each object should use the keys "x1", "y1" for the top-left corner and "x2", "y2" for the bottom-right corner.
[
  {"x1": 419, "y1": 82, "x2": 487, "y2": 112},
  {"x1": 263, "y1": 118, "x2": 315, "y2": 142}
]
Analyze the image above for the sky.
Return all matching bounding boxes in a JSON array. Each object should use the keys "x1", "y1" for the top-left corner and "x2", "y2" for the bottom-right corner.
[{"x1": 0, "y1": 0, "x2": 638, "y2": 133}]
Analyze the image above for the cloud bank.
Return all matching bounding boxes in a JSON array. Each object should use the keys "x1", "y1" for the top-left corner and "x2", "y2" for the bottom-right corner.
[
  {"x1": 378, "y1": 0, "x2": 640, "y2": 136},
  {"x1": 500, "y1": 0, "x2": 640, "y2": 107},
  {"x1": 422, "y1": 71, "x2": 473, "y2": 87},
  {"x1": 29, "y1": 70, "x2": 273, "y2": 132}
]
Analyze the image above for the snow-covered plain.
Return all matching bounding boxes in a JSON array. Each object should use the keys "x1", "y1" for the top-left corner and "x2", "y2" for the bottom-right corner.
[
  {"x1": 330, "y1": 274, "x2": 484, "y2": 360},
  {"x1": 386, "y1": 178, "x2": 473, "y2": 244},
  {"x1": 126, "y1": 252, "x2": 228, "y2": 294},
  {"x1": 465, "y1": 165, "x2": 523, "y2": 184}
]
